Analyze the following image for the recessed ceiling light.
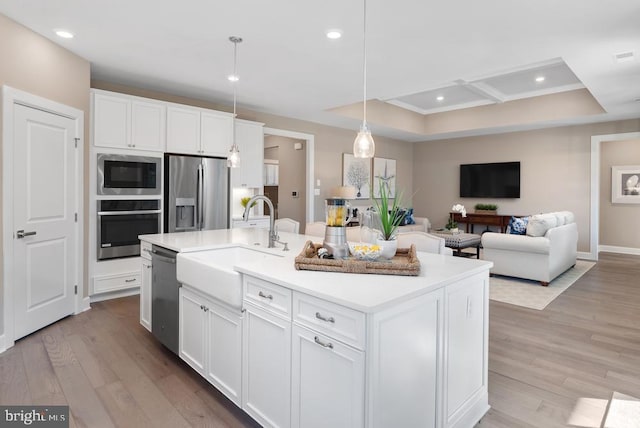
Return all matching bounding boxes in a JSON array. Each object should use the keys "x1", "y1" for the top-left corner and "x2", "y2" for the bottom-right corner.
[
  {"x1": 436, "y1": 96, "x2": 444, "y2": 102},
  {"x1": 55, "y1": 30, "x2": 74, "y2": 39},
  {"x1": 227, "y1": 74, "x2": 239, "y2": 82},
  {"x1": 535, "y1": 76, "x2": 545, "y2": 83},
  {"x1": 326, "y1": 30, "x2": 342, "y2": 40},
  {"x1": 614, "y1": 51, "x2": 635, "y2": 63}
]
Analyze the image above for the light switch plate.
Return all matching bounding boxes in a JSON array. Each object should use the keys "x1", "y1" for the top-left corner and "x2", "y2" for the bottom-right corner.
[{"x1": 314, "y1": 188, "x2": 320, "y2": 196}]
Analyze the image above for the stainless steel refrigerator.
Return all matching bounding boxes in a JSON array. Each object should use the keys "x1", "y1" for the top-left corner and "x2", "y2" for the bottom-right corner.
[{"x1": 164, "y1": 154, "x2": 229, "y2": 232}]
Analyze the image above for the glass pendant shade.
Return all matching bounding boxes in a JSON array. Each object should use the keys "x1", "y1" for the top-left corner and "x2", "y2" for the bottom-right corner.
[
  {"x1": 353, "y1": 122, "x2": 375, "y2": 158},
  {"x1": 227, "y1": 144, "x2": 240, "y2": 168}
]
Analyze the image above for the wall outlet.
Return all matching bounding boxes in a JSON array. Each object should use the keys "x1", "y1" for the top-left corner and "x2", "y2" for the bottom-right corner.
[{"x1": 314, "y1": 188, "x2": 320, "y2": 196}]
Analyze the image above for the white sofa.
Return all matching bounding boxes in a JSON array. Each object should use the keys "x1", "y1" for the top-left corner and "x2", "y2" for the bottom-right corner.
[{"x1": 481, "y1": 211, "x2": 578, "y2": 285}]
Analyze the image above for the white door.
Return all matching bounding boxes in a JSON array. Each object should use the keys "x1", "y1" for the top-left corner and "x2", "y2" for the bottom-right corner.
[{"x1": 12, "y1": 104, "x2": 77, "y2": 339}]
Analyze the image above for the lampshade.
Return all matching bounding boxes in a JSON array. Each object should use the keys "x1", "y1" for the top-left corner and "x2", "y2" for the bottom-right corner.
[
  {"x1": 353, "y1": 123, "x2": 375, "y2": 158},
  {"x1": 227, "y1": 144, "x2": 240, "y2": 168},
  {"x1": 331, "y1": 186, "x2": 357, "y2": 200}
]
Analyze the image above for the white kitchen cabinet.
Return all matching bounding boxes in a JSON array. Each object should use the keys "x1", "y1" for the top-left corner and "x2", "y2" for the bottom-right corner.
[
  {"x1": 368, "y1": 290, "x2": 442, "y2": 428},
  {"x1": 201, "y1": 110, "x2": 234, "y2": 157},
  {"x1": 139, "y1": 241, "x2": 153, "y2": 332},
  {"x1": 140, "y1": 257, "x2": 152, "y2": 332},
  {"x1": 92, "y1": 90, "x2": 165, "y2": 151},
  {"x1": 93, "y1": 91, "x2": 130, "y2": 149},
  {"x1": 291, "y1": 324, "x2": 365, "y2": 428},
  {"x1": 167, "y1": 104, "x2": 201, "y2": 154},
  {"x1": 231, "y1": 120, "x2": 265, "y2": 188},
  {"x1": 167, "y1": 105, "x2": 234, "y2": 156},
  {"x1": 242, "y1": 302, "x2": 291, "y2": 428},
  {"x1": 179, "y1": 286, "x2": 243, "y2": 405},
  {"x1": 444, "y1": 275, "x2": 488, "y2": 428},
  {"x1": 131, "y1": 99, "x2": 166, "y2": 151},
  {"x1": 179, "y1": 287, "x2": 207, "y2": 376}
]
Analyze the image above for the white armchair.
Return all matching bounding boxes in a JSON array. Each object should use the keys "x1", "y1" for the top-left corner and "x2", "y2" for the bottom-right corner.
[
  {"x1": 275, "y1": 217, "x2": 300, "y2": 234},
  {"x1": 397, "y1": 231, "x2": 453, "y2": 255}
]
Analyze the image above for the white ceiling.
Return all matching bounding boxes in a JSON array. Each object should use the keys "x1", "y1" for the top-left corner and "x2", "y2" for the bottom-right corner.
[{"x1": 1, "y1": 0, "x2": 640, "y2": 142}]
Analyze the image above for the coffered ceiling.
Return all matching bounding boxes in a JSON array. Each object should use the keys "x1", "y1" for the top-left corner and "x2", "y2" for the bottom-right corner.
[{"x1": 1, "y1": 0, "x2": 639, "y2": 142}]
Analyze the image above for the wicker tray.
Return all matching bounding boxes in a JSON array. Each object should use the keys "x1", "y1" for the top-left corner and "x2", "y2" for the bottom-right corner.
[{"x1": 294, "y1": 241, "x2": 420, "y2": 276}]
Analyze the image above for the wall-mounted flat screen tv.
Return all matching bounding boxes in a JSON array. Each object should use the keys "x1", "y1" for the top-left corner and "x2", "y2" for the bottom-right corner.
[{"x1": 460, "y1": 161, "x2": 520, "y2": 198}]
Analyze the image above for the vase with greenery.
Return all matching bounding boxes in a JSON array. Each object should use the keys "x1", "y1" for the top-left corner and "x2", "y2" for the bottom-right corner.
[{"x1": 372, "y1": 178, "x2": 404, "y2": 258}]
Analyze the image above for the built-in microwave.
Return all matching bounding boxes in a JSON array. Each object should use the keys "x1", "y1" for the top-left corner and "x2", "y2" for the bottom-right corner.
[{"x1": 97, "y1": 154, "x2": 161, "y2": 195}]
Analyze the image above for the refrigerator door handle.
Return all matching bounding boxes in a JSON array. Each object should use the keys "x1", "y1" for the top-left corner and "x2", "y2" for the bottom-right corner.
[
  {"x1": 196, "y1": 165, "x2": 204, "y2": 230},
  {"x1": 201, "y1": 163, "x2": 206, "y2": 230}
]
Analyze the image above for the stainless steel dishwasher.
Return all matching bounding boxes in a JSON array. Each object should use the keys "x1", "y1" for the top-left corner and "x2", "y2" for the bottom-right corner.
[{"x1": 151, "y1": 245, "x2": 179, "y2": 354}]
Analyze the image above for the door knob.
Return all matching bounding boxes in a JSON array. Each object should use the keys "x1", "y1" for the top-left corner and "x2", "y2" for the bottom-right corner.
[{"x1": 16, "y1": 230, "x2": 36, "y2": 239}]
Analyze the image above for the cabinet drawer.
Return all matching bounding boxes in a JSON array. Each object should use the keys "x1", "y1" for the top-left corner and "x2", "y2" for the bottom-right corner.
[
  {"x1": 93, "y1": 272, "x2": 141, "y2": 294},
  {"x1": 244, "y1": 276, "x2": 291, "y2": 319},
  {"x1": 232, "y1": 219, "x2": 270, "y2": 229},
  {"x1": 293, "y1": 292, "x2": 366, "y2": 350},
  {"x1": 140, "y1": 241, "x2": 153, "y2": 260}
]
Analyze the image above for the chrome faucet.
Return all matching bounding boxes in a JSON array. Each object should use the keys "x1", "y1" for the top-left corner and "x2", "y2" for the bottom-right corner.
[{"x1": 242, "y1": 195, "x2": 279, "y2": 248}]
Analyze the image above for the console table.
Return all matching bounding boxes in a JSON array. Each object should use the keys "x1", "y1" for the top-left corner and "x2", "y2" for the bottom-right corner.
[{"x1": 450, "y1": 212, "x2": 521, "y2": 234}]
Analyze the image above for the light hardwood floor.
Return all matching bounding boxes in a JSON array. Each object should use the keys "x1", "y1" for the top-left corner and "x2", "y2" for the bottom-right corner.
[{"x1": 1, "y1": 252, "x2": 638, "y2": 427}]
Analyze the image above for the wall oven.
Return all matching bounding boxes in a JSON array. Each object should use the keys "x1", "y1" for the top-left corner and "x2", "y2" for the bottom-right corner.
[
  {"x1": 97, "y1": 199, "x2": 161, "y2": 260},
  {"x1": 97, "y1": 154, "x2": 161, "y2": 195}
]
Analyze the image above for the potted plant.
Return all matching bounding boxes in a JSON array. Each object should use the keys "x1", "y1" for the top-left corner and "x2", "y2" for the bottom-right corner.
[
  {"x1": 474, "y1": 203, "x2": 498, "y2": 214},
  {"x1": 241, "y1": 196, "x2": 257, "y2": 210},
  {"x1": 445, "y1": 217, "x2": 458, "y2": 232},
  {"x1": 371, "y1": 178, "x2": 405, "y2": 259}
]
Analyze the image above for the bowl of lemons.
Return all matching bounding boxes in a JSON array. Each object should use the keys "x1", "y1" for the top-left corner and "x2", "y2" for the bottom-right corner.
[{"x1": 348, "y1": 243, "x2": 382, "y2": 261}]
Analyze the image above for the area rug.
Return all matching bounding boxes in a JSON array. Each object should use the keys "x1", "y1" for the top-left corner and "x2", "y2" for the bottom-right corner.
[{"x1": 489, "y1": 260, "x2": 595, "y2": 310}]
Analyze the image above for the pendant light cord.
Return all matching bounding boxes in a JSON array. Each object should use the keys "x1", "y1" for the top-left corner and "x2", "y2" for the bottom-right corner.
[
  {"x1": 232, "y1": 39, "x2": 238, "y2": 146},
  {"x1": 362, "y1": 0, "x2": 368, "y2": 126}
]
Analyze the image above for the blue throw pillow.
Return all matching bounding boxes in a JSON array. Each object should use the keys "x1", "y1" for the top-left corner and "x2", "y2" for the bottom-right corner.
[
  {"x1": 404, "y1": 208, "x2": 415, "y2": 225},
  {"x1": 508, "y1": 216, "x2": 528, "y2": 235}
]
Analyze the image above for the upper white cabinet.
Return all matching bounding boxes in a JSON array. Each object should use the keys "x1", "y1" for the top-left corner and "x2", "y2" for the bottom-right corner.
[
  {"x1": 167, "y1": 105, "x2": 201, "y2": 154},
  {"x1": 201, "y1": 110, "x2": 234, "y2": 156},
  {"x1": 92, "y1": 90, "x2": 165, "y2": 152},
  {"x1": 231, "y1": 119, "x2": 265, "y2": 188},
  {"x1": 167, "y1": 104, "x2": 234, "y2": 157}
]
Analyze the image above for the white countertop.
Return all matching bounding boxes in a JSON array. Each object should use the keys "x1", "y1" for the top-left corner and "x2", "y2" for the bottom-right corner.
[{"x1": 140, "y1": 229, "x2": 492, "y2": 312}]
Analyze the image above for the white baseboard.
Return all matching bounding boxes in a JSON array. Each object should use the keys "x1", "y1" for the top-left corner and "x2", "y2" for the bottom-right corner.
[
  {"x1": 578, "y1": 251, "x2": 597, "y2": 261},
  {"x1": 76, "y1": 296, "x2": 91, "y2": 313},
  {"x1": 599, "y1": 245, "x2": 640, "y2": 256},
  {"x1": 0, "y1": 334, "x2": 5, "y2": 354},
  {"x1": 90, "y1": 288, "x2": 140, "y2": 303}
]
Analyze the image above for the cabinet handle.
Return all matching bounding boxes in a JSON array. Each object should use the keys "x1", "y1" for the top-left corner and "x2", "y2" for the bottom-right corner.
[
  {"x1": 203, "y1": 306, "x2": 209, "y2": 312},
  {"x1": 258, "y1": 291, "x2": 273, "y2": 300},
  {"x1": 200, "y1": 305, "x2": 204, "y2": 310},
  {"x1": 314, "y1": 336, "x2": 333, "y2": 349},
  {"x1": 145, "y1": 264, "x2": 151, "y2": 269},
  {"x1": 315, "y1": 312, "x2": 335, "y2": 323},
  {"x1": 125, "y1": 278, "x2": 137, "y2": 283}
]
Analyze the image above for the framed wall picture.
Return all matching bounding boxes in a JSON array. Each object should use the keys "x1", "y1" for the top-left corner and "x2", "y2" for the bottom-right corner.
[
  {"x1": 342, "y1": 153, "x2": 371, "y2": 199},
  {"x1": 611, "y1": 165, "x2": 640, "y2": 204},
  {"x1": 373, "y1": 157, "x2": 396, "y2": 198}
]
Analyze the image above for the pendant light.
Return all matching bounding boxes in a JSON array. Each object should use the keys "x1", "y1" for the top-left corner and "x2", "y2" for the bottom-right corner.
[
  {"x1": 353, "y1": 0, "x2": 375, "y2": 158},
  {"x1": 227, "y1": 36, "x2": 243, "y2": 168}
]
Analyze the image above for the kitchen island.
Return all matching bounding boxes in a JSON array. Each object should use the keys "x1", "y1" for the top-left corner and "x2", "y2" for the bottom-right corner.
[{"x1": 140, "y1": 228, "x2": 492, "y2": 428}]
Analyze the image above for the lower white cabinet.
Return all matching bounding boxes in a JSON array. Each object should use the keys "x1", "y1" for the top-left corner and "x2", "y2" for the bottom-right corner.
[
  {"x1": 242, "y1": 303, "x2": 291, "y2": 428},
  {"x1": 444, "y1": 276, "x2": 488, "y2": 428},
  {"x1": 291, "y1": 324, "x2": 365, "y2": 428},
  {"x1": 140, "y1": 257, "x2": 152, "y2": 331},
  {"x1": 179, "y1": 286, "x2": 242, "y2": 406}
]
